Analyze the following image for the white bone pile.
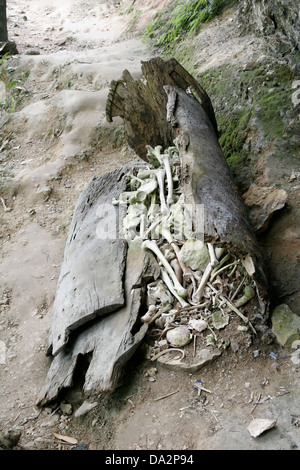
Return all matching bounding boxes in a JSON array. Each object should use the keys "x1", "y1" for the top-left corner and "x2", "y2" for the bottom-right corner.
[{"x1": 113, "y1": 145, "x2": 260, "y2": 356}]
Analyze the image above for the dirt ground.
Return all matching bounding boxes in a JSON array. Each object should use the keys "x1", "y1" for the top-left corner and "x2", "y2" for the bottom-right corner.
[{"x1": 0, "y1": 0, "x2": 300, "y2": 451}]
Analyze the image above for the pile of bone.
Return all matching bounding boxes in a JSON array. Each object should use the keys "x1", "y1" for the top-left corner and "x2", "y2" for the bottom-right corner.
[{"x1": 113, "y1": 145, "x2": 259, "y2": 358}]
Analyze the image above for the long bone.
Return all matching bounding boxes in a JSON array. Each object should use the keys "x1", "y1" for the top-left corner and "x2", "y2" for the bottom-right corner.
[
  {"x1": 161, "y1": 152, "x2": 173, "y2": 206},
  {"x1": 191, "y1": 242, "x2": 224, "y2": 303},
  {"x1": 112, "y1": 176, "x2": 157, "y2": 206},
  {"x1": 207, "y1": 243, "x2": 218, "y2": 267},
  {"x1": 155, "y1": 168, "x2": 168, "y2": 215},
  {"x1": 142, "y1": 239, "x2": 187, "y2": 298},
  {"x1": 170, "y1": 241, "x2": 203, "y2": 305},
  {"x1": 160, "y1": 268, "x2": 190, "y2": 308},
  {"x1": 191, "y1": 262, "x2": 213, "y2": 304}
]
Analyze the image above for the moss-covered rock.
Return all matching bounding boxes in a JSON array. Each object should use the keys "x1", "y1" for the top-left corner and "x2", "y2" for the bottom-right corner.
[{"x1": 271, "y1": 304, "x2": 300, "y2": 347}]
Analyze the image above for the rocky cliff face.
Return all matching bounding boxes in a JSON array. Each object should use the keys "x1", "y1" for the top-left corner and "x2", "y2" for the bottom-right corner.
[{"x1": 238, "y1": 0, "x2": 300, "y2": 53}]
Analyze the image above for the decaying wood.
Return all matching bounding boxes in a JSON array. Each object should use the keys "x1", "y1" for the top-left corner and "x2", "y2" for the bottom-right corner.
[
  {"x1": 38, "y1": 238, "x2": 159, "y2": 405},
  {"x1": 106, "y1": 57, "x2": 218, "y2": 160},
  {"x1": 47, "y1": 167, "x2": 130, "y2": 357},
  {"x1": 39, "y1": 162, "x2": 160, "y2": 405},
  {"x1": 106, "y1": 57, "x2": 269, "y2": 306}
]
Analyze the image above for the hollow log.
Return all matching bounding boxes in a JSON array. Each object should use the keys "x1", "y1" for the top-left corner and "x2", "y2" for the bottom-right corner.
[{"x1": 106, "y1": 57, "x2": 269, "y2": 307}]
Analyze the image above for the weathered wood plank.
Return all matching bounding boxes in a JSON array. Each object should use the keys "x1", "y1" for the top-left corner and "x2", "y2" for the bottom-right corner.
[
  {"x1": 48, "y1": 165, "x2": 136, "y2": 357},
  {"x1": 38, "y1": 239, "x2": 159, "y2": 405}
]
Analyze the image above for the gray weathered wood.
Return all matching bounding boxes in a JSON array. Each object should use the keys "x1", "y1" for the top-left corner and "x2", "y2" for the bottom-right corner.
[
  {"x1": 38, "y1": 239, "x2": 159, "y2": 405},
  {"x1": 48, "y1": 166, "x2": 133, "y2": 357}
]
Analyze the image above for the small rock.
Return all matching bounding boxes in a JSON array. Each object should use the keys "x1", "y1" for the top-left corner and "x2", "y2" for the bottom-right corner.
[
  {"x1": 74, "y1": 401, "x2": 98, "y2": 418},
  {"x1": 72, "y1": 443, "x2": 89, "y2": 450},
  {"x1": 25, "y1": 50, "x2": 40, "y2": 55},
  {"x1": 0, "y1": 430, "x2": 21, "y2": 449},
  {"x1": 237, "y1": 325, "x2": 248, "y2": 331},
  {"x1": 60, "y1": 401, "x2": 73, "y2": 416},
  {"x1": 36, "y1": 185, "x2": 52, "y2": 200},
  {"x1": 212, "y1": 310, "x2": 229, "y2": 330},
  {"x1": 0, "y1": 340, "x2": 6, "y2": 364},
  {"x1": 271, "y1": 304, "x2": 300, "y2": 347},
  {"x1": 188, "y1": 319, "x2": 208, "y2": 332},
  {"x1": 166, "y1": 326, "x2": 192, "y2": 347},
  {"x1": 247, "y1": 418, "x2": 277, "y2": 438},
  {"x1": 243, "y1": 184, "x2": 287, "y2": 233},
  {"x1": 144, "y1": 367, "x2": 157, "y2": 378},
  {"x1": 178, "y1": 239, "x2": 210, "y2": 271}
]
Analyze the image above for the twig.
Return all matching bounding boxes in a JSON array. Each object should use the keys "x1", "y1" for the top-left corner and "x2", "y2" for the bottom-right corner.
[
  {"x1": 0, "y1": 197, "x2": 11, "y2": 212},
  {"x1": 207, "y1": 282, "x2": 249, "y2": 324},
  {"x1": 209, "y1": 409, "x2": 219, "y2": 423},
  {"x1": 154, "y1": 388, "x2": 180, "y2": 402},
  {"x1": 229, "y1": 277, "x2": 246, "y2": 301},
  {"x1": 250, "y1": 393, "x2": 262, "y2": 413}
]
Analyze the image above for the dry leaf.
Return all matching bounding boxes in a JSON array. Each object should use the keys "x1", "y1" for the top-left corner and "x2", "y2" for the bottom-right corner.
[{"x1": 52, "y1": 432, "x2": 78, "y2": 445}]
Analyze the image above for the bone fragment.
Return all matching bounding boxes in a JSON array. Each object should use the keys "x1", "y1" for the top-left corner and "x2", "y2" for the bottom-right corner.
[
  {"x1": 141, "y1": 305, "x2": 157, "y2": 323},
  {"x1": 161, "y1": 152, "x2": 173, "y2": 206},
  {"x1": 234, "y1": 286, "x2": 256, "y2": 308},
  {"x1": 207, "y1": 282, "x2": 249, "y2": 324},
  {"x1": 207, "y1": 243, "x2": 218, "y2": 267},
  {"x1": 210, "y1": 260, "x2": 240, "y2": 282},
  {"x1": 151, "y1": 348, "x2": 185, "y2": 362},
  {"x1": 142, "y1": 240, "x2": 188, "y2": 298},
  {"x1": 146, "y1": 145, "x2": 163, "y2": 167},
  {"x1": 192, "y1": 262, "x2": 213, "y2": 303},
  {"x1": 0, "y1": 197, "x2": 11, "y2": 212},
  {"x1": 160, "y1": 267, "x2": 189, "y2": 308},
  {"x1": 155, "y1": 168, "x2": 168, "y2": 215}
]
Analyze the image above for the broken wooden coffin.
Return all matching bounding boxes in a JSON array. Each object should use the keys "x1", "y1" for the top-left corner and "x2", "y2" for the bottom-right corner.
[
  {"x1": 106, "y1": 57, "x2": 269, "y2": 309},
  {"x1": 104, "y1": 58, "x2": 270, "y2": 370},
  {"x1": 38, "y1": 164, "x2": 160, "y2": 406}
]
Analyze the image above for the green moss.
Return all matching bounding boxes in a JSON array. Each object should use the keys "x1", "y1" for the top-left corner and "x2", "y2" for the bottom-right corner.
[
  {"x1": 143, "y1": 0, "x2": 235, "y2": 52},
  {"x1": 196, "y1": 61, "x2": 298, "y2": 178}
]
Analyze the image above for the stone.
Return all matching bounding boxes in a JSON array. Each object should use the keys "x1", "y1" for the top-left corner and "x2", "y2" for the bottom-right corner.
[
  {"x1": 178, "y1": 239, "x2": 210, "y2": 271},
  {"x1": 247, "y1": 418, "x2": 277, "y2": 438},
  {"x1": 166, "y1": 326, "x2": 192, "y2": 347},
  {"x1": 243, "y1": 184, "x2": 287, "y2": 233},
  {"x1": 271, "y1": 304, "x2": 300, "y2": 347},
  {"x1": 36, "y1": 185, "x2": 52, "y2": 200},
  {"x1": 60, "y1": 401, "x2": 73, "y2": 415},
  {"x1": 74, "y1": 401, "x2": 98, "y2": 418},
  {"x1": 212, "y1": 310, "x2": 229, "y2": 330},
  {"x1": 0, "y1": 430, "x2": 21, "y2": 449},
  {"x1": 188, "y1": 319, "x2": 208, "y2": 332}
]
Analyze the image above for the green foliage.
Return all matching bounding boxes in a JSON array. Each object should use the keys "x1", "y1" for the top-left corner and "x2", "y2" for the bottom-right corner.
[
  {"x1": 144, "y1": 0, "x2": 233, "y2": 51},
  {"x1": 0, "y1": 53, "x2": 20, "y2": 114}
]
